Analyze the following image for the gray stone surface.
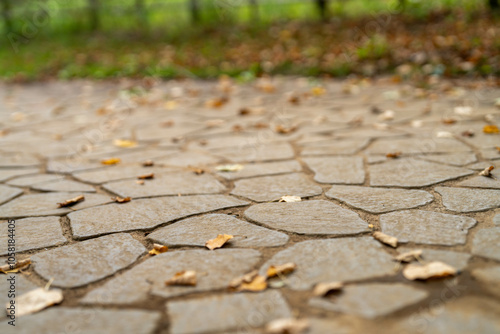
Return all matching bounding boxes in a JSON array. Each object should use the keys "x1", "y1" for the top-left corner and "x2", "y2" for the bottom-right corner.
[
  {"x1": 0, "y1": 274, "x2": 38, "y2": 312},
  {"x1": 216, "y1": 160, "x2": 302, "y2": 180},
  {"x1": 472, "y1": 228, "x2": 500, "y2": 261},
  {"x1": 0, "y1": 184, "x2": 23, "y2": 205},
  {"x1": 366, "y1": 137, "x2": 471, "y2": 155},
  {"x1": 436, "y1": 187, "x2": 500, "y2": 212},
  {"x1": 303, "y1": 157, "x2": 365, "y2": 184},
  {"x1": 167, "y1": 291, "x2": 291, "y2": 334},
  {"x1": 306, "y1": 318, "x2": 357, "y2": 334},
  {"x1": 494, "y1": 213, "x2": 500, "y2": 226},
  {"x1": 103, "y1": 172, "x2": 226, "y2": 198},
  {"x1": 326, "y1": 186, "x2": 433, "y2": 213},
  {"x1": 259, "y1": 238, "x2": 396, "y2": 290},
  {"x1": 147, "y1": 213, "x2": 288, "y2": 248},
  {"x1": 380, "y1": 210, "x2": 476, "y2": 246},
  {"x1": 398, "y1": 247, "x2": 471, "y2": 271},
  {"x1": 6, "y1": 174, "x2": 63, "y2": 187},
  {"x1": 457, "y1": 173, "x2": 500, "y2": 189},
  {"x1": 156, "y1": 151, "x2": 222, "y2": 167},
  {"x1": 0, "y1": 216, "x2": 66, "y2": 255},
  {"x1": 245, "y1": 200, "x2": 369, "y2": 235},
  {"x1": 0, "y1": 154, "x2": 40, "y2": 167},
  {"x1": 0, "y1": 192, "x2": 112, "y2": 218},
  {"x1": 32, "y1": 233, "x2": 146, "y2": 288},
  {"x1": 212, "y1": 142, "x2": 295, "y2": 162},
  {"x1": 471, "y1": 265, "x2": 500, "y2": 298},
  {"x1": 310, "y1": 283, "x2": 428, "y2": 318},
  {"x1": 418, "y1": 152, "x2": 477, "y2": 166},
  {"x1": 31, "y1": 179, "x2": 96, "y2": 192},
  {"x1": 370, "y1": 159, "x2": 473, "y2": 187},
  {"x1": 1, "y1": 308, "x2": 160, "y2": 334},
  {"x1": 73, "y1": 165, "x2": 177, "y2": 184},
  {"x1": 69, "y1": 195, "x2": 249, "y2": 238},
  {"x1": 0, "y1": 168, "x2": 39, "y2": 182},
  {"x1": 300, "y1": 138, "x2": 370, "y2": 156},
  {"x1": 81, "y1": 249, "x2": 261, "y2": 304},
  {"x1": 231, "y1": 173, "x2": 322, "y2": 202}
]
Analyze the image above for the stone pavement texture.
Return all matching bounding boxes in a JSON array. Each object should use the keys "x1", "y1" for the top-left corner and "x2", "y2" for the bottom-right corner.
[{"x1": 0, "y1": 78, "x2": 500, "y2": 334}]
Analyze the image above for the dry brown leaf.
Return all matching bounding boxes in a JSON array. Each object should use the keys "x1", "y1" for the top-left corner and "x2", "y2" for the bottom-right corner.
[
  {"x1": 57, "y1": 195, "x2": 85, "y2": 208},
  {"x1": 113, "y1": 139, "x2": 137, "y2": 148},
  {"x1": 496, "y1": 146, "x2": 500, "y2": 153},
  {"x1": 254, "y1": 122, "x2": 269, "y2": 129},
  {"x1": 142, "y1": 160, "x2": 154, "y2": 167},
  {"x1": 479, "y1": 166, "x2": 495, "y2": 177},
  {"x1": 371, "y1": 106, "x2": 383, "y2": 114},
  {"x1": 137, "y1": 173, "x2": 154, "y2": 180},
  {"x1": 265, "y1": 318, "x2": 309, "y2": 334},
  {"x1": 165, "y1": 270, "x2": 197, "y2": 286},
  {"x1": 149, "y1": 243, "x2": 168, "y2": 256},
  {"x1": 101, "y1": 158, "x2": 121, "y2": 165},
  {"x1": 161, "y1": 120, "x2": 175, "y2": 127},
  {"x1": 14, "y1": 287, "x2": 63, "y2": 317},
  {"x1": 403, "y1": 261, "x2": 457, "y2": 280},
  {"x1": 483, "y1": 125, "x2": 500, "y2": 134},
  {"x1": 136, "y1": 180, "x2": 145, "y2": 185},
  {"x1": 190, "y1": 167, "x2": 205, "y2": 175},
  {"x1": 232, "y1": 124, "x2": 244, "y2": 132},
  {"x1": 205, "y1": 96, "x2": 228, "y2": 108},
  {"x1": 394, "y1": 249, "x2": 423, "y2": 263},
  {"x1": 373, "y1": 231, "x2": 398, "y2": 248},
  {"x1": 229, "y1": 270, "x2": 259, "y2": 289},
  {"x1": 461, "y1": 130, "x2": 475, "y2": 137},
  {"x1": 267, "y1": 263, "x2": 297, "y2": 278},
  {"x1": 256, "y1": 80, "x2": 276, "y2": 93},
  {"x1": 386, "y1": 151, "x2": 402, "y2": 159},
  {"x1": 288, "y1": 95, "x2": 300, "y2": 105},
  {"x1": 279, "y1": 195, "x2": 301, "y2": 203},
  {"x1": 0, "y1": 259, "x2": 31, "y2": 274},
  {"x1": 215, "y1": 164, "x2": 244, "y2": 172},
  {"x1": 205, "y1": 234, "x2": 234, "y2": 250},
  {"x1": 229, "y1": 271, "x2": 268, "y2": 292},
  {"x1": 112, "y1": 196, "x2": 131, "y2": 203},
  {"x1": 239, "y1": 108, "x2": 251, "y2": 115},
  {"x1": 312, "y1": 281, "x2": 344, "y2": 297},
  {"x1": 275, "y1": 124, "x2": 298, "y2": 134},
  {"x1": 441, "y1": 118, "x2": 457, "y2": 125}
]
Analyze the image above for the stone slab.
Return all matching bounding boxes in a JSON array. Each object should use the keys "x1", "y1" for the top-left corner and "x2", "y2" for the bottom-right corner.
[
  {"x1": 6, "y1": 174, "x2": 64, "y2": 187},
  {"x1": 212, "y1": 142, "x2": 295, "y2": 163},
  {"x1": 0, "y1": 185, "x2": 23, "y2": 205},
  {"x1": 418, "y1": 152, "x2": 477, "y2": 166},
  {"x1": 436, "y1": 187, "x2": 500, "y2": 212},
  {"x1": 73, "y1": 165, "x2": 178, "y2": 184},
  {"x1": 31, "y1": 179, "x2": 96, "y2": 192},
  {"x1": 471, "y1": 265, "x2": 500, "y2": 298},
  {"x1": 303, "y1": 157, "x2": 365, "y2": 184},
  {"x1": 398, "y1": 247, "x2": 471, "y2": 271},
  {"x1": 0, "y1": 168, "x2": 39, "y2": 182},
  {"x1": 366, "y1": 137, "x2": 471, "y2": 155},
  {"x1": 216, "y1": 160, "x2": 302, "y2": 180},
  {"x1": 472, "y1": 228, "x2": 500, "y2": 261},
  {"x1": 300, "y1": 138, "x2": 370, "y2": 156}
]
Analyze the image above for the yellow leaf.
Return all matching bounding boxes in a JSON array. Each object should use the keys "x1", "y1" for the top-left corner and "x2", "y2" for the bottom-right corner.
[
  {"x1": 403, "y1": 261, "x2": 457, "y2": 280},
  {"x1": 101, "y1": 158, "x2": 121, "y2": 165},
  {"x1": 205, "y1": 97, "x2": 228, "y2": 108},
  {"x1": 0, "y1": 258, "x2": 31, "y2": 274},
  {"x1": 149, "y1": 243, "x2": 168, "y2": 256},
  {"x1": 311, "y1": 86, "x2": 326, "y2": 96},
  {"x1": 112, "y1": 196, "x2": 131, "y2": 203},
  {"x1": 483, "y1": 125, "x2": 499, "y2": 134},
  {"x1": 164, "y1": 100, "x2": 178, "y2": 110},
  {"x1": 165, "y1": 270, "x2": 197, "y2": 286},
  {"x1": 113, "y1": 139, "x2": 137, "y2": 148},
  {"x1": 205, "y1": 234, "x2": 234, "y2": 250},
  {"x1": 266, "y1": 262, "x2": 297, "y2": 278},
  {"x1": 232, "y1": 273, "x2": 268, "y2": 292}
]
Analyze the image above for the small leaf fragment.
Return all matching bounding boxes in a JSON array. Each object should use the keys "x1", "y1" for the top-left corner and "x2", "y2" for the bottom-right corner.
[
  {"x1": 136, "y1": 180, "x2": 145, "y2": 185},
  {"x1": 113, "y1": 139, "x2": 137, "y2": 148},
  {"x1": 265, "y1": 318, "x2": 309, "y2": 334},
  {"x1": 205, "y1": 234, "x2": 234, "y2": 250},
  {"x1": 461, "y1": 130, "x2": 475, "y2": 137},
  {"x1": 394, "y1": 249, "x2": 423, "y2": 263},
  {"x1": 205, "y1": 96, "x2": 229, "y2": 108},
  {"x1": 149, "y1": 243, "x2": 168, "y2": 256},
  {"x1": 112, "y1": 196, "x2": 131, "y2": 203},
  {"x1": 312, "y1": 281, "x2": 343, "y2": 297},
  {"x1": 57, "y1": 195, "x2": 85, "y2": 208},
  {"x1": 232, "y1": 274, "x2": 268, "y2": 292},
  {"x1": 483, "y1": 125, "x2": 500, "y2": 134},
  {"x1": 275, "y1": 124, "x2": 298, "y2": 134},
  {"x1": 137, "y1": 173, "x2": 154, "y2": 180},
  {"x1": 403, "y1": 261, "x2": 457, "y2": 281},
  {"x1": 14, "y1": 287, "x2": 63, "y2": 317},
  {"x1": 479, "y1": 166, "x2": 495, "y2": 177},
  {"x1": 215, "y1": 164, "x2": 244, "y2": 172},
  {"x1": 373, "y1": 231, "x2": 398, "y2": 248},
  {"x1": 0, "y1": 258, "x2": 31, "y2": 274},
  {"x1": 441, "y1": 118, "x2": 457, "y2": 125},
  {"x1": 279, "y1": 195, "x2": 302, "y2": 203},
  {"x1": 436, "y1": 131, "x2": 453, "y2": 138},
  {"x1": 378, "y1": 110, "x2": 395, "y2": 121},
  {"x1": 190, "y1": 167, "x2": 205, "y2": 175},
  {"x1": 101, "y1": 158, "x2": 121, "y2": 165},
  {"x1": 267, "y1": 262, "x2": 297, "y2": 278},
  {"x1": 311, "y1": 86, "x2": 326, "y2": 96},
  {"x1": 229, "y1": 270, "x2": 259, "y2": 289},
  {"x1": 386, "y1": 151, "x2": 402, "y2": 159},
  {"x1": 142, "y1": 160, "x2": 154, "y2": 167},
  {"x1": 165, "y1": 270, "x2": 197, "y2": 286}
]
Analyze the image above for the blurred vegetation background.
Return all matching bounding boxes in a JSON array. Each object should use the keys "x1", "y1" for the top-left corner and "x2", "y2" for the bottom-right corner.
[{"x1": 0, "y1": 0, "x2": 499, "y2": 81}]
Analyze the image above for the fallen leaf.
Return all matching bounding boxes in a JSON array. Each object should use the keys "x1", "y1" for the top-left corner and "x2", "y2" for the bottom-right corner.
[
  {"x1": 378, "y1": 110, "x2": 395, "y2": 121},
  {"x1": 312, "y1": 281, "x2": 343, "y2": 297},
  {"x1": 0, "y1": 259, "x2": 31, "y2": 274},
  {"x1": 436, "y1": 131, "x2": 453, "y2": 138},
  {"x1": 161, "y1": 120, "x2": 175, "y2": 127},
  {"x1": 231, "y1": 273, "x2": 268, "y2": 292},
  {"x1": 113, "y1": 139, "x2": 137, "y2": 148},
  {"x1": 265, "y1": 318, "x2": 309, "y2": 334},
  {"x1": 442, "y1": 118, "x2": 457, "y2": 125},
  {"x1": 101, "y1": 158, "x2": 121, "y2": 165},
  {"x1": 479, "y1": 166, "x2": 495, "y2": 177},
  {"x1": 190, "y1": 167, "x2": 205, "y2": 175},
  {"x1": 215, "y1": 164, "x2": 244, "y2": 172},
  {"x1": 149, "y1": 243, "x2": 168, "y2": 256},
  {"x1": 371, "y1": 106, "x2": 383, "y2": 114},
  {"x1": 275, "y1": 124, "x2": 298, "y2": 134},
  {"x1": 403, "y1": 261, "x2": 457, "y2": 280},
  {"x1": 165, "y1": 270, "x2": 197, "y2": 286},
  {"x1": 279, "y1": 195, "x2": 301, "y2": 203},
  {"x1": 111, "y1": 196, "x2": 131, "y2": 203},
  {"x1": 137, "y1": 173, "x2": 154, "y2": 179},
  {"x1": 311, "y1": 86, "x2": 326, "y2": 96},
  {"x1": 267, "y1": 262, "x2": 297, "y2": 278},
  {"x1": 496, "y1": 147, "x2": 500, "y2": 153},
  {"x1": 136, "y1": 180, "x2": 145, "y2": 185},
  {"x1": 14, "y1": 287, "x2": 63, "y2": 317},
  {"x1": 232, "y1": 124, "x2": 244, "y2": 132},
  {"x1": 394, "y1": 249, "x2": 423, "y2": 263},
  {"x1": 205, "y1": 96, "x2": 228, "y2": 108},
  {"x1": 205, "y1": 234, "x2": 234, "y2": 250},
  {"x1": 288, "y1": 95, "x2": 300, "y2": 104},
  {"x1": 483, "y1": 125, "x2": 500, "y2": 134},
  {"x1": 142, "y1": 160, "x2": 154, "y2": 167},
  {"x1": 454, "y1": 106, "x2": 472, "y2": 115},
  {"x1": 164, "y1": 100, "x2": 178, "y2": 110},
  {"x1": 256, "y1": 80, "x2": 276, "y2": 93},
  {"x1": 461, "y1": 130, "x2": 475, "y2": 137},
  {"x1": 229, "y1": 270, "x2": 259, "y2": 289},
  {"x1": 57, "y1": 195, "x2": 85, "y2": 208},
  {"x1": 386, "y1": 151, "x2": 402, "y2": 159},
  {"x1": 373, "y1": 231, "x2": 398, "y2": 248}
]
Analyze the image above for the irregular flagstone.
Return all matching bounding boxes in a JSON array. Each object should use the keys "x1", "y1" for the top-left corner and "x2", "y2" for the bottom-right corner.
[
  {"x1": 69, "y1": 195, "x2": 249, "y2": 238},
  {"x1": 259, "y1": 238, "x2": 396, "y2": 290},
  {"x1": 103, "y1": 172, "x2": 226, "y2": 198},
  {"x1": 436, "y1": 187, "x2": 500, "y2": 212},
  {"x1": 0, "y1": 168, "x2": 39, "y2": 182},
  {"x1": 32, "y1": 179, "x2": 96, "y2": 192},
  {"x1": 1, "y1": 308, "x2": 160, "y2": 334},
  {"x1": 212, "y1": 142, "x2": 295, "y2": 162},
  {"x1": 244, "y1": 200, "x2": 369, "y2": 235},
  {"x1": 231, "y1": 173, "x2": 322, "y2": 202},
  {"x1": 0, "y1": 184, "x2": 23, "y2": 205},
  {"x1": 390, "y1": 296, "x2": 500, "y2": 334},
  {"x1": 366, "y1": 137, "x2": 471, "y2": 155},
  {"x1": 306, "y1": 318, "x2": 357, "y2": 334},
  {"x1": 0, "y1": 192, "x2": 112, "y2": 219},
  {"x1": 32, "y1": 233, "x2": 146, "y2": 288},
  {"x1": 480, "y1": 148, "x2": 500, "y2": 160},
  {"x1": 147, "y1": 214, "x2": 288, "y2": 248},
  {"x1": 6, "y1": 174, "x2": 64, "y2": 187},
  {"x1": 0, "y1": 154, "x2": 40, "y2": 167},
  {"x1": 494, "y1": 213, "x2": 500, "y2": 226},
  {"x1": 0, "y1": 217, "x2": 66, "y2": 255},
  {"x1": 466, "y1": 161, "x2": 499, "y2": 170},
  {"x1": 300, "y1": 138, "x2": 370, "y2": 156},
  {"x1": 326, "y1": 186, "x2": 433, "y2": 213},
  {"x1": 471, "y1": 265, "x2": 500, "y2": 298},
  {"x1": 73, "y1": 165, "x2": 178, "y2": 184},
  {"x1": 310, "y1": 283, "x2": 428, "y2": 319},
  {"x1": 156, "y1": 151, "x2": 222, "y2": 167},
  {"x1": 457, "y1": 173, "x2": 500, "y2": 189},
  {"x1": 81, "y1": 249, "x2": 261, "y2": 304},
  {"x1": 216, "y1": 160, "x2": 302, "y2": 180},
  {"x1": 418, "y1": 152, "x2": 477, "y2": 166},
  {"x1": 167, "y1": 291, "x2": 291, "y2": 334},
  {"x1": 380, "y1": 210, "x2": 476, "y2": 246},
  {"x1": 46, "y1": 158, "x2": 103, "y2": 174},
  {"x1": 463, "y1": 132, "x2": 500, "y2": 149},
  {"x1": 398, "y1": 247, "x2": 471, "y2": 271},
  {"x1": 0, "y1": 274, "x2": 39, "y2": 311},
  {"x1": 303, "y1": 157, "x2": 365, "y2": 184},
  {"x1": 472, "y1": 228, "x2": 500, "y2": 261},
  {"x1": 370, "y1": 159, "x2": 473, "y2": 187}
]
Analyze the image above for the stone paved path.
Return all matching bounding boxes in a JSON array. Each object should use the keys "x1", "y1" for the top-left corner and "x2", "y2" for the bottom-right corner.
[{"x1": 1, "y1": 77, "x2": 500, "y2": 334}]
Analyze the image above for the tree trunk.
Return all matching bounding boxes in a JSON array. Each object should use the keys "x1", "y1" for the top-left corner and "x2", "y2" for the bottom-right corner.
[
  {"x1": 1, "y1": 0, "x2": 12, "y2": 31},
  {"x1": 88, "y1": 0, "x2": 99, "y2": 31},
  {"x1": 316, "y1": 0, "x2": 328, "y2": 20},
  {"x1": 190, "y1": 0, "x2": 200, "y2": 23}
]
